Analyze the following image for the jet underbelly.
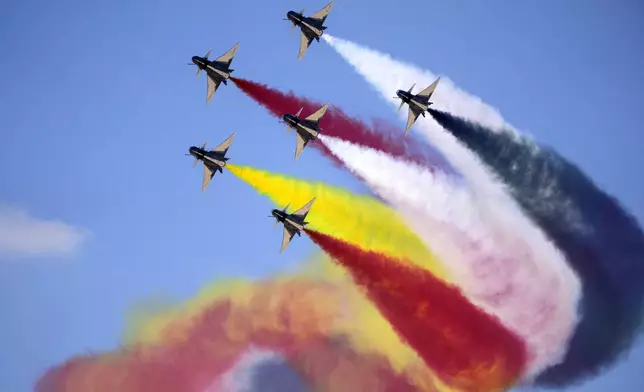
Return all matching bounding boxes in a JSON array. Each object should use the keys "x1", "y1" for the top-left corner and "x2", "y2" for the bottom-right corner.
[
  {"x1": 207, "y1": 65, "x2": 230, "y2": 79},
  {"x1": 296, "y1": 124, "x2": 318, "y2": 138},
  {"x1": 410, "y1": 99, "x2": 428, "y2": 111},
  {"x1": 301, "y1": 21, "x2": 322, "y2": 36},
  {"x1": 284, "y1": 218, "x2": 304, "y2": 232},
  {"x1": 203, "y1": 155, "x2": 225, "y2": 167}
]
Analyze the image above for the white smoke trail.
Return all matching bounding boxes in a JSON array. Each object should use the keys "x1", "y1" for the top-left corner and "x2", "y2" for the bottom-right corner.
[
  {"x1": 321, "y1": 35, "x2": 516, "y2": 135},
  {"x1": 322, "y1": 34, "x2": 582, "y2": 380},
  {"x1": 321, "y1": 34, "x2": 516, "y2": 197},
  {"x1": 319, "y1": 134, "x2": 578, "y2": 380}
]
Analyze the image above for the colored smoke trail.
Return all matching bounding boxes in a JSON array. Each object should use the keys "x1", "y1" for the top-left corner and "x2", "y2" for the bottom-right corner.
[
  {"x1": 36, "y1": 278, "x2": 433, "y2": 392},
  {"x1": 318, "y1": 134, "x2": 581, "y2": 379},
  {"x1": 305, "y1": 229, "x2": 527, "y2": 392},
  {"x1": 428, "y1": 108, "x2": 644, "y2": 386},
  {"x1": 225, "y1": 163, "x2": 449, "y2": 280},
  {"x1": 321, "y1": 35, "x2": 584, "y2": 379},
  {"x1": 125, "y1": 254, "x2": 443, "y2": 391},
  {"x1": 229, "y1": 76, "x2": 448, "y2": 169}
]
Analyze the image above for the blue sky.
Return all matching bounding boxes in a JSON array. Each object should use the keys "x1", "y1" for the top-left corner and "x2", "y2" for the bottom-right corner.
[{"x1": 1, "y1": 0, "x2": 643, "y2": 391}]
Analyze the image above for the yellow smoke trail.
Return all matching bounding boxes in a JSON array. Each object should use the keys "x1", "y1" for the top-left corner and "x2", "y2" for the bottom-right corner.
[
  {"x1": 119, "y1": 164, "x2": 462, "y2": 391},
  {"x1": 225, "y1": 163, "x2": 448, "y2": 280}
]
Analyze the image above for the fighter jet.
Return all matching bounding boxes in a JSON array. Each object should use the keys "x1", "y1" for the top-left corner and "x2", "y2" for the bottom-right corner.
[
  {"x1": 186, "y1": 133, "x2": 235, "y2": 192},
  {"x1": 284, "y1": 2, "x2": 334, "y2": 60},
  {"x1": 280, "y1": 104, "x2": 329, "y2": 159},
  {"x1": 189, "y1": 43, "x2": 239, "y2": 103},
  {"x1": 394, "y1": 77, "x2": 441, "y2": 134},
  {"x1": 270, "y1": 197, "x2": 316, "y2": 253}
]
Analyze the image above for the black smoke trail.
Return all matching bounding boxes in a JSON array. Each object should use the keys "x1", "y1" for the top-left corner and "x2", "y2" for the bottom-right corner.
[{"x1": 428, "y1": 108, "x2": 644, "y2": 387}]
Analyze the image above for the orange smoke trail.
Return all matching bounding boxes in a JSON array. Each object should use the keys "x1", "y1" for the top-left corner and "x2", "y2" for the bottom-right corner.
[{"x1": 35, "y1": 279, "x2": 434, "y2": 392}]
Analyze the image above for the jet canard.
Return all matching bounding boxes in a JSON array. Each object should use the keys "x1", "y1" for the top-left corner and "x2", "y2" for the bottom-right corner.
[
  {"x1": 280, "y1": 103, "x2": 329, "y2": 159},
  {"x1": 270, "y1": 197, "x2": 316, "y2": 253},
  {"x1": 394, "y1": 77, "x2": 441, "y2": 134},
  {"x1": 190, "y1": 42, "x2": 239, "y2": 103},
  {"x1": 186, "y1": 133, "x2": 235, "y2": 192},
  {"x1": 284, "y1": 2, "x2": 334, "y2": 60}
]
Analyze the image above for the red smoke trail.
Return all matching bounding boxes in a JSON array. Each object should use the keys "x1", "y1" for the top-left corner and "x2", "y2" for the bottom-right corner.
[
  {"x1": 304, "y1": 229, "x2": 527, "y2": 392},
  {"x1": 35, "y1": 280, "x2": 426, "y2": 392},
  {"x1": 230, "y1": 77, "x2": 446, "y2": 169}
]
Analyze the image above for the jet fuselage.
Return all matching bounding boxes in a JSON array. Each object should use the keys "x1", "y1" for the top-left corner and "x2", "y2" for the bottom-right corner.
[
  {"x1": 272, "y1": 209, "x2": 303, "y2": 235},
  {"x1": 285, "y1": 11, "x2": 324, "y2": 39},
  {"x1": 282, "y1": 113, "x2": 319, "y2": 139},
  {"x1": 272, "y1": 209, "x2": 288, "y2": 223},
  {"x1": 396, "y1": 89, "x2": 432, "y2": 112},
  {"x1": 188, "y1": 146, "x2": 227, "y2": 170},
  {"x1": 283, "y1": 113, "x2": 300, "y2": 128},
  {"x1": 191, "y1": 56, "x2": 232, "y2": 81}
]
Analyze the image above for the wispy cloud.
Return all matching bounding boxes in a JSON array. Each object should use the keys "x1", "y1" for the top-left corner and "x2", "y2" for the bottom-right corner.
[{"x1": 0, "y1": 204, "x2": 89, "y2": 258}]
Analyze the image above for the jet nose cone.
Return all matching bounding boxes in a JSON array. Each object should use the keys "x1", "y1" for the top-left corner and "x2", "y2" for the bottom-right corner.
[
  {"x1": 286, "y1": 11, "x2": 298, "y2": 22},
  {"x1": 191, "y1": 56, "x2": 199, "y2": 64}
]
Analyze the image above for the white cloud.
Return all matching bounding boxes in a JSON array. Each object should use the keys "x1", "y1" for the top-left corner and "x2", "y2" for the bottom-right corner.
[{"x1": 0, "y1": 204, "x2": 89, "y2": 258}]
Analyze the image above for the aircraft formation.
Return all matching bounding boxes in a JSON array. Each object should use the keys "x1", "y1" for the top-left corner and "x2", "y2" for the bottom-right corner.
[{"x1": 185, "y1": 1, "x2": 440, "y2": 253}]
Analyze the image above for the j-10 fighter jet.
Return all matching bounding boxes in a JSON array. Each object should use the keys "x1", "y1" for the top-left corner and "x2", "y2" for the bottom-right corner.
[
  {"x1": 280, "y1": 104, "x2": 329, "y2": 159},
  {"x1": 186, "y1": 133, "x2": 235, "y2": 192},
  {"x1": 284, "y1": 2, "x2": 334, "y2": 60},
  {"x1": 270, "y1": 197, "x2": 316, "y2": 253},
  {"x1": 394, "y1": 77, "x2": 441, "y2": 134},
  {"x1": 190, "y1": 43, "x2": 239, "y2": 103}
]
